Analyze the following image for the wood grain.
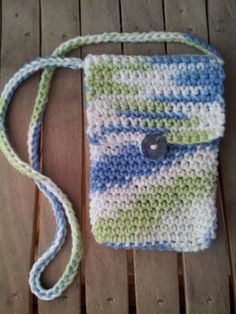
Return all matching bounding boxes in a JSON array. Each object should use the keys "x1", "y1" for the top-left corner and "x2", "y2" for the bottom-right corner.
[
  {"x1": 164, "y1": 0, "x2": 209, "y2": 55},
  {"x1": 81, "y1": 1, "x2": 129, "y2": 313},
  {"x1": 183, "y1": 186, "x2": 230, "y2": 314},
  {"x1": 0, "y1": 0, "x2": 39, "y2": 313},
  {"x1": 37, "y1": 0, "x2": 82, "y2": 313},
  {"x1": 121, "y1": 0, "x2": 165, "y2": 55},
  {"x1": 164, "y1": 0, "x2": 230, "y2": 313},
  {"x1": 121, "y1": 1, "x2": 180, "y2": 313},
  {"x1": 207, "y1": 0, "x2": 236, "y2": 310}
]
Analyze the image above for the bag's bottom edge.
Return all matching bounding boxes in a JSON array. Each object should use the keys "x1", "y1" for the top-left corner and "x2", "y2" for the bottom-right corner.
[{"x1": 99, "y1": 239, "x2": 214, "y2": 252}]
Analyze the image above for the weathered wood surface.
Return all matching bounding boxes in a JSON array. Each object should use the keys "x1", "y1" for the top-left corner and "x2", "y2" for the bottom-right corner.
[
  {"x1": 208, "y1": 0, "x2": 236, "y2": 312},
  {"x1": 0, "y1": 1, "x2": 39, "y2": 313},
  {"x1": 164, "y1": 0, "x2": 230, "y2": 313},
  {"x1": 0, "y1": 0, "x2": 235, "y2": 313}
]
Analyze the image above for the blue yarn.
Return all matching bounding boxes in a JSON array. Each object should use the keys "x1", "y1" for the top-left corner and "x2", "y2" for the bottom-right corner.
[
  {"x1": 38, "y1": 182, "x2": 67, "y2": 239},
  {"x1": 30, "y1": 125, "x2": 41, "y2": 170},
  {"x1": 104, "y1": 241, "x2": 173, "y2": 250},
  {"x1": 175, "y1": 69, "x2": 224, "y2": 89},
  {"x1": 138, "y1": 54, "x2": 219, "y2": 65},
  {"x1": 183, "y1": 33, "x2": 222, "y2": 58},
  {"x1": 116, "y1": 108, "x2": 189, "y2": 120},
  {"x1": 90, "y1": 141, "x2": 219, "y2": 193},
  {"x1": 146, "y1": 92, "x2": 222, "y2": 103}
]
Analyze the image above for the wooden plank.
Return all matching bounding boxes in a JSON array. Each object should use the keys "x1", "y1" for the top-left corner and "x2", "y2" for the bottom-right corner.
[
  {"x1": 183, "y1": 187, "x2": 230, "y2": 313},
  {"x1": 207, "y1": 0, "x2": 236, "y2": 309},
  {"x1": 80, "y1": 1, "x2": 129, "y2": 313},
  {"x1": 164, "y1": 0, "x2": 209, "y2": 55},
  {"x1": 121, "y1": 0, "x2": 165, "y2": 56},
  {"x1": 120, "y1": 1, "x2": 180, "y2": 313},
  {"x1": 37, "y1": 0, "x2": 82, "y2": 313},
  {"x1": 134, "y1": 252, "x2": 179, "y2": 314},
  {"x1": 164, "y1": 0, "x2": 230, "y2": 313},
  {"x1": 0, "y1": 0, "x2": 39, "y2": 313}
]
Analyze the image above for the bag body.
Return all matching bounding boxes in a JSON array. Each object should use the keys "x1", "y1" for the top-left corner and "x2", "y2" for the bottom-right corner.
[{"x1": 85, "y1": 53, "x2": 225, "y2": 252}]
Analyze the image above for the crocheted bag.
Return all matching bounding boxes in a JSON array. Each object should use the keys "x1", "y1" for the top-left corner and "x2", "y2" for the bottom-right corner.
[{"x1": 0, "y1": 32, "x2": 225, "y2": 300}]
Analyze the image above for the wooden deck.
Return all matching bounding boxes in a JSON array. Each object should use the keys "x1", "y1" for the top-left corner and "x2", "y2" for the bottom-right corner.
[{"x1": 0, "y1": 0, "x2": 235, "y2": 313}]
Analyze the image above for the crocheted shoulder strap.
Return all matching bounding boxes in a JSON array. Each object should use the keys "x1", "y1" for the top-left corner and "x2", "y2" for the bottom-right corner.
[
  {"x1": 0, "y1": 32, "x2": 222, "y2": 301},
  {"x1": 0, "y1": 56, "x2": 83, "y2": 301}
]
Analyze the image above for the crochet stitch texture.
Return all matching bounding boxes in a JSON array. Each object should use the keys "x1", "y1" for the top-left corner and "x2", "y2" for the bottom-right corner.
[
  {"x1": 0, "y1": 32, "x2": 225, "y2": 300},
  {"x1": 85, "y1": 54, "x2": 225, "y2": 251}
]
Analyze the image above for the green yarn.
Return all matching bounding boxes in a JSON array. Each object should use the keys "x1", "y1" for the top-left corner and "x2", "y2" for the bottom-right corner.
[
  {"x1": 112, "y1": 101, "x2": 173, "y2": 113},
  {"x1": 166, "y1": 130, "x2": 210, "y2": 144},
  {"x1": 93, "y1": 171, "x2": 217, "y2": 243}
]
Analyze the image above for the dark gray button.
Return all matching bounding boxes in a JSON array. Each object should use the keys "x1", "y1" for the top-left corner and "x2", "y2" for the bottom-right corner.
[{"x1": 141, "y1": 134, "x2": 167, "y2": 160}]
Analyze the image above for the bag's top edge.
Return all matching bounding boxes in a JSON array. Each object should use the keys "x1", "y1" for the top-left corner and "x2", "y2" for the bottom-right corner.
[
  {"x1": 83, "y1": 53, "x2": 224, "y2": 71},
  {"x1": 85, "y1": 53, "x2": 222, "y2": 60}
]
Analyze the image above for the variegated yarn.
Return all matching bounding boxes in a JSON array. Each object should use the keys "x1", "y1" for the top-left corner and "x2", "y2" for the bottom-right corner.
[
  {"x1": 85, "y1": 54, "x2": 225, "y2": 251},
  {"x1": 0, "y1": 32, "x2": 225, "y2": 301}
]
